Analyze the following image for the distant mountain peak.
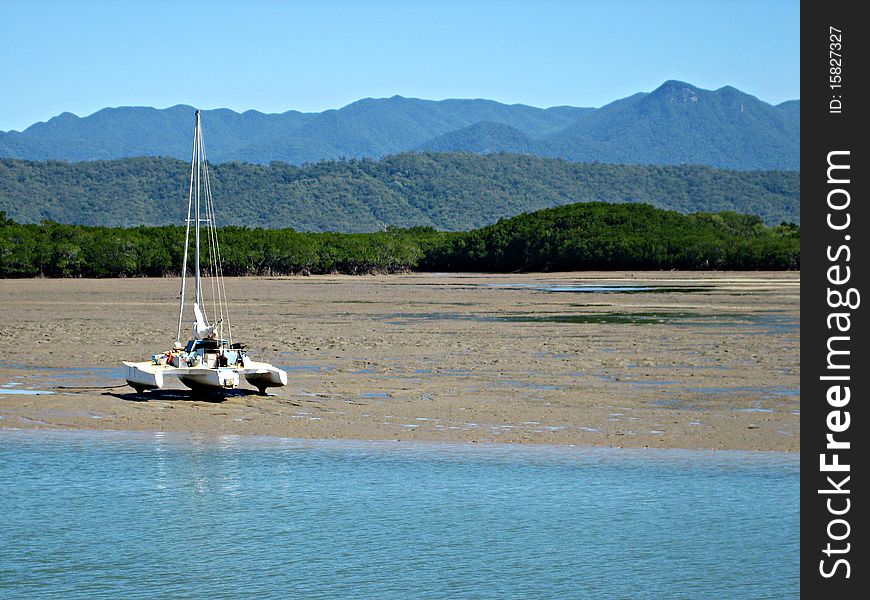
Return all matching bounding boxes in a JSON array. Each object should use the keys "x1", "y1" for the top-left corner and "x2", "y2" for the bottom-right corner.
[
  {"x1": 47, "y1": 111, "x2": 81, "y2": 125},
  {"x1": 649, "y1": 80, "x2": 702, "y2": 103},
  {"x1": 656, "y1": 80, "x2": 700, "y2": 92}
]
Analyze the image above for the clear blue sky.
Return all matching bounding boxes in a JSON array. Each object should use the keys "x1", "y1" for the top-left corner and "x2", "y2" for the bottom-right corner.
[{"x1": 1, "y1": 0, "x2": 799, "y2": 132}]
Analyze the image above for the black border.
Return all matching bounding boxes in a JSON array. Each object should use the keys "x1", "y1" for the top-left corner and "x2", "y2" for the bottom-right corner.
[{"x1": 802, "y1": 2, "x2": 867, "y2": 595}]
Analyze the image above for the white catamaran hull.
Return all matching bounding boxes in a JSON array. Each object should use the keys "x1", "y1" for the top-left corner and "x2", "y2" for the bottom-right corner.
[
  {"x1": 241, "y1": 362, "x2": 289, "y2": 392},
  {"x1": 123, "y1": 361, "x2": 287, "y2": 394}
]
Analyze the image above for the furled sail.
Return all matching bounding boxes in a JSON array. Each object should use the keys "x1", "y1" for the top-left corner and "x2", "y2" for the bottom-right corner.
[{"x1": 192, "y1": 302, "x2": 220, "y2": 339}]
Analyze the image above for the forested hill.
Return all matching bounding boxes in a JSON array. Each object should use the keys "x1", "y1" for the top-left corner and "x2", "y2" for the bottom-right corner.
[
  {"x1": 0, "y1": 153, "x2": 800, "y2": 232},
  {"x1": 0, "y1": 81, "x2": 799, "y2": 170}
]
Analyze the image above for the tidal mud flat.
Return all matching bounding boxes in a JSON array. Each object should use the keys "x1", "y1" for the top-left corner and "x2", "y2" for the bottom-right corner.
[{"x1": 0, "y1": 272, "x2": 799, "y2": 450}]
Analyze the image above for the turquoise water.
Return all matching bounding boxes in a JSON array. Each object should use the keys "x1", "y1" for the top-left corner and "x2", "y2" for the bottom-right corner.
[{"x1": 0, "y1": 430, "x2": 798, "y2": 599}]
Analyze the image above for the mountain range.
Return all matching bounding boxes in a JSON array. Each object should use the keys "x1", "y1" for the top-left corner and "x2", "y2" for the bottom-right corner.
[{"x1": 0, "y1": 81, "x2": 799, "y2": 170}]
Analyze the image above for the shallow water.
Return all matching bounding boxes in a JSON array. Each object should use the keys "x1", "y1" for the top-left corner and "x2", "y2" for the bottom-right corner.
[
  {"x1": 0, "y1": 388, "x2": 56, "y2": 396},
  {"x1": 0, "y1": 430, "x2": 798, "y2": 599},
  {"x1": 483, "y1": 283, "x2": 714, "y2": 294}
]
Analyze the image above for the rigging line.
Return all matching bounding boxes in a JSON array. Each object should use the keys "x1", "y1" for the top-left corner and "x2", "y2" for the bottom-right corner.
[
  {"x1": 204, "y1": 165, "x2": 219, "y2": 326},
  {"x1": 206, "y1": 185, "x2": 222, "y2": 320},
  {"x1": 207, "y1": 209, "x2": 219, "y2": 327},
  {"x1": 217, "y1": 246, "x2": 233, "y2": 344},
  {"x1": 177, "y1": 116, "x2": 198, "y2": 342},
  {"x1": 209, "y1": 202, "x2": 221, "y2": 335},
  {"x1": 206, "y1": 173, "x2": 232, "y2": 344},
  {"x1": 204, "y1": 160, "x2": 231, "y2": 343},
  {"x1": 201, "y1": 142, "x2": 222, "y2": 333},
  {"x1": 211, "y1": 219, "x2": 225, "y2": 339},
  {"x1": 212, "y1": 201, "x2": 231, "y2": 342},
  {"x1": 201, "y1": 124, "x2": 222, "y2": 329},
  {"x1": 195, "y1": 122, "x2": 211, "y2": 325}
]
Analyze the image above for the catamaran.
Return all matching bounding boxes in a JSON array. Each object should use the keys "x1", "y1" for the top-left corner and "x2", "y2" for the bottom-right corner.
[{"x1": 123, "y1": 111, "x2": 288, "y2": 395}]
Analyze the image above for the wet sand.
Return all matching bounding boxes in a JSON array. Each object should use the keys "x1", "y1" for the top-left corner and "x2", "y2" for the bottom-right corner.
[{"x1": 0, "y1": 272, "x2": 799, "y2": 450}]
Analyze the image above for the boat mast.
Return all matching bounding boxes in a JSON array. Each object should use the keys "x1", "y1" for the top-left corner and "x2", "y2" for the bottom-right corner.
[
  {"x1": 194, "y1": 110, "x2": 203, "y2": 308},
  {"x1": 176, "y1": 111, "x2": 199, "y2": 342}
]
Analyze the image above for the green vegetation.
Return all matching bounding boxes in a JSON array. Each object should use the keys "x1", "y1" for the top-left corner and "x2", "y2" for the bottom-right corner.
[
  {"x1": 1, "y1": 153, "x2": 800, "y2": 232},
  {"x1": 422, "y1": 203, "x2": 800, "y2": 271},
  {"x1": 0, "y1": 203, "x2": 799, "y2": 278}
]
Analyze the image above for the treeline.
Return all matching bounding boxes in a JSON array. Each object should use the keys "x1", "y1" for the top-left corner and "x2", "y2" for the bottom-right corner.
[
  {"x1": 422, "y1": 203, "x2": 800, "y2": 271},
  {"x1": 0, "y1": 202, "x2": 799, "y2": 277},
  {"x1": 1, "y1": 153, "x2": 800, "y2": 231}
]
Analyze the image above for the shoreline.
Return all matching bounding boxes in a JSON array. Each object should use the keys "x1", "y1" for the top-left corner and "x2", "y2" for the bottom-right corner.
[
  {"x1": 0, "y1": 425, "x2": 800, "y2": 456},
  {"x1": 0, "y1": 271, "x2": 800, "y2": 452}
]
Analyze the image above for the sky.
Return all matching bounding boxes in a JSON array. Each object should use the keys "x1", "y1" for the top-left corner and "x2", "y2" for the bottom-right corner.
[{"x1": 0, "y1": 0, "x2": 799, "y2": 132}]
